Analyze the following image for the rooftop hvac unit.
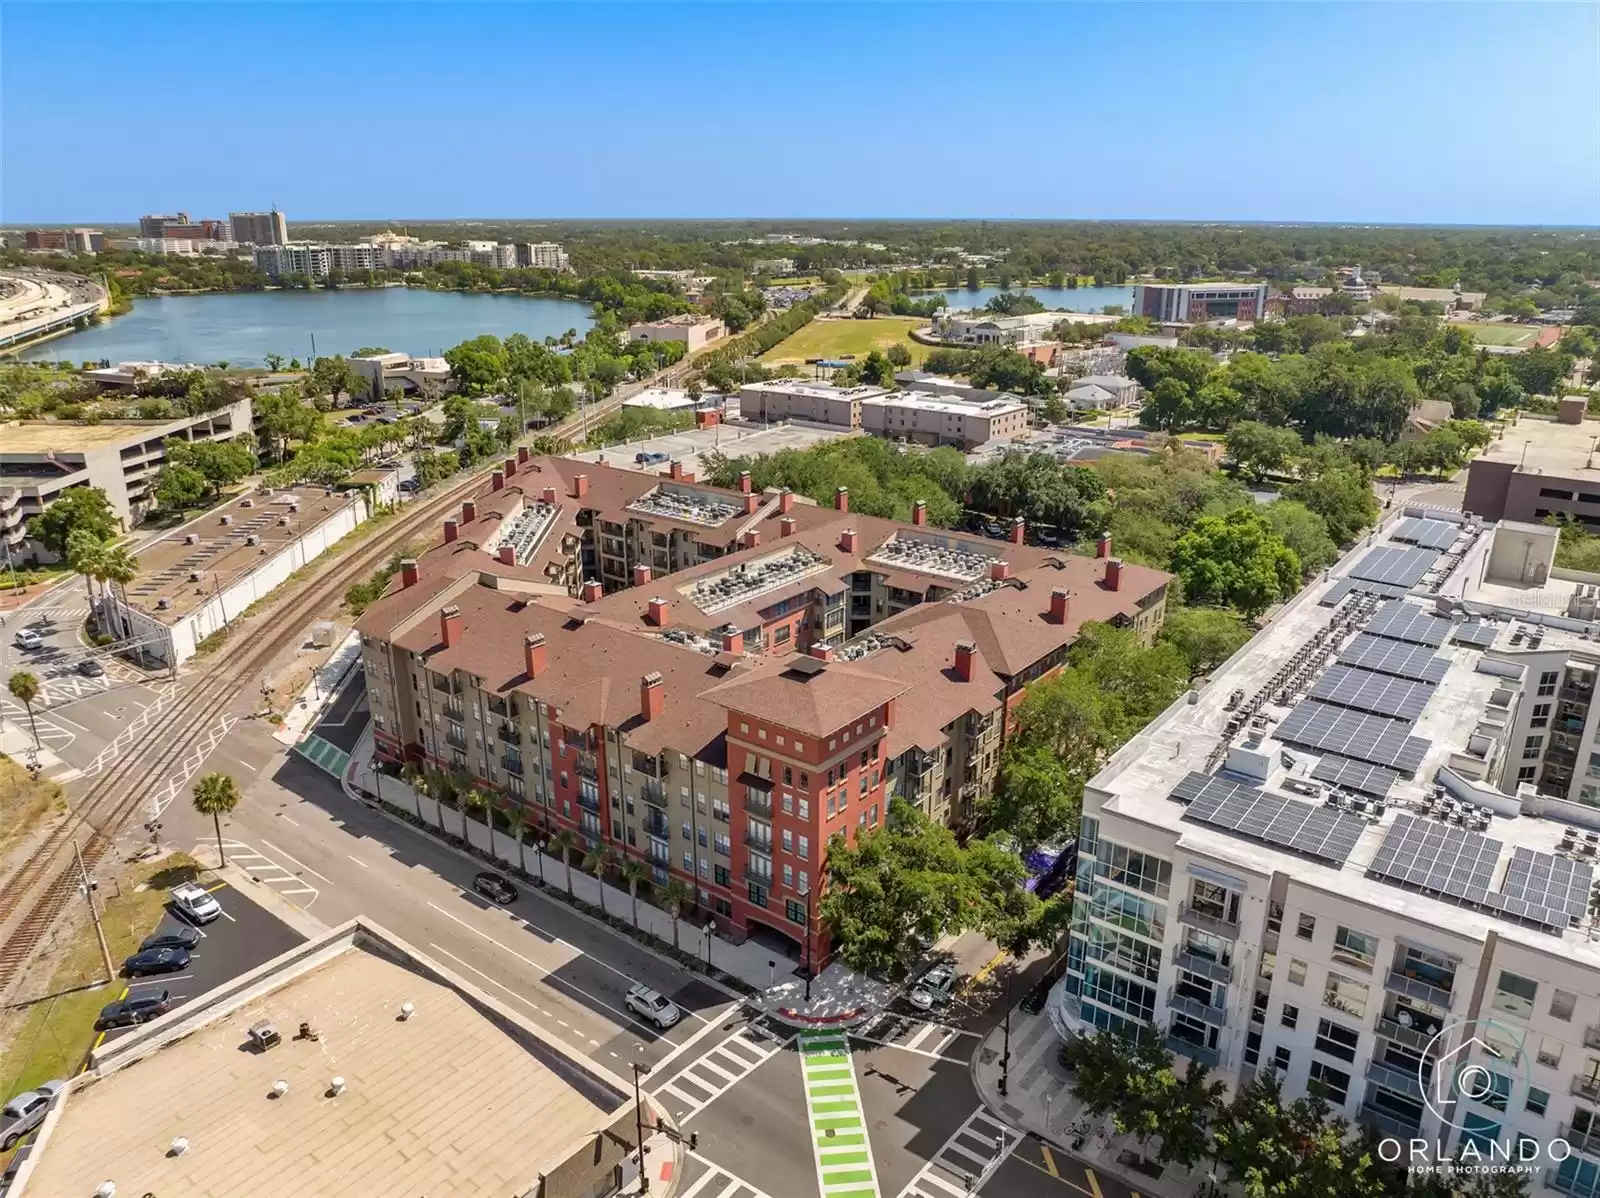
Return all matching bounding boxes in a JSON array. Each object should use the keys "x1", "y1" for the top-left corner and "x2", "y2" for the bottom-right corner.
[
  {"x1": 247, "y1": 1020, "x2": 281, "y2": 1050},
  {"x1": 185, "y1": 533, "x2": 199, "y2": 545},
  {"x1": 188, "y1": 571, "x2": 203, "y2": 582},
  {"x1": 278, "y1": 516, "x2": 290, "y2": 527},
  {"x1": 239, "y1": 498, "x2": 254, "y2": 508},
  {"x1": 219, "y1": 514, "x2": 232, "y2": 525},
  {"x1": 155, "y1": 597, "x2": 171, "y2": 610},
  {"x1": 246, "y1": 534, "x2": 260, "y2": 546}
]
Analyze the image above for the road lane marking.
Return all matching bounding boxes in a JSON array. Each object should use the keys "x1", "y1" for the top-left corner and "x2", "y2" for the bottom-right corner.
[
  {"x1": 896, "y1": 1107, "x2": 1019, "y2": 1198},
  {"x1": 683, "y1": 1151, "x2": 774, "y2": 1198},
  {"x1": 971, "y1": 950, "x2": 1007, "y2": 986},
  {"x1": 280, "y1": 816, "x2": 300, "y2": 826},
  {"x1": 259, "y1": 838, "x2": 335, "y2": 884},
  {"x1": 649, "y1": 1021, "x2": 788, "y2": 1123},
  {"x1": 1039, "y1": 1145, "x2": 1058, "y2": 1178},
  {"x1": 649, "y1": 1006, "x2": 741, "y2": 1076},
  {"x1": 346, "y1": 855, "x2": 369, "y2": 868},
  {"x1": 1014, "y1": 1158, "x2": 1093, "y2": 1195},
  {"x1": 799, "y1": 1031, "x2": 882, "y2": 1198},
  {"x1": 278, "y1": 886, "x2": 317, "y2": 897},
  {"x1": 1085, "y1": 1169, "x2": 1103, "y2": 1198}
]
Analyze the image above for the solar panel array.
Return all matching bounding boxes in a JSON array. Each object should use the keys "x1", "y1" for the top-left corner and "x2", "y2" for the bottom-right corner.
[
  {"x1": 1367, "y1": 817, "x2": 1590, "y2": 934},
  {"x1": 1337, "y1": 635, "x2": 1451, "y2": 684},
  {"x1": 1275, "y1": 701, "x2": 1431, "y2": 773},
  {"x1": 1173, "y1": 771, "x2": 1367, "y2": 865},
  {"x1": 1312, "y1": 754, "x2": 1400, "y2": 797},
  {"x1": 1309, "y1": 664, "x2": 1435, "y2": 721},
  {"x1": 1393, "y1": 518, "x2": 1461, "y2": 551},
  {"x1": 1453, "y1": 622, "x2": 1497, "y2": 648},
  {"x1": 1350, "y1": 545, "x2": 1442, "y2": 588},
  {"x1": 1319, "y1": 578, "x2": 1415, "y2": 607},
  {"x1": 1366, "y1": 600, "x2": 1450, "y2": 647},
  {"x1": 1501, "y1": 847, "x2": 1593, "y2": 927}
]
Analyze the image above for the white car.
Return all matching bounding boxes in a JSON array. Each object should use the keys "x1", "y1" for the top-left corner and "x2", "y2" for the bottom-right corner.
[
  {"x1": 170, "y1": 882, "x2": 222, "y2": 924},
  {"x1": 12, "y1": 629, "x2": 42, "y2": 651},
  {"x1": 625, "y1": 983, "x2": 682, "y2": 1029}
]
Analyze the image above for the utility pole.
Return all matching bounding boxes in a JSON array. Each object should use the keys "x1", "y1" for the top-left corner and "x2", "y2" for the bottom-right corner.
[
  {"x1": 75, "y1": 839, "x2": 116, "y2": 985},
  {"x1": 632, "y1": 1048, "x2": 653, "y2": 1194}
]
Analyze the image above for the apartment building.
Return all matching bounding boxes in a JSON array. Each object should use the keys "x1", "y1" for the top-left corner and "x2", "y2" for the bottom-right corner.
[
  {"x1": 1051, "y1": 510, "x2": 1600, "y2": 1193},
  {"x1": 229, "y1": 209, "x2": 290, "y2": 246},
  {"x1": 521, "y1": 242, "x2": 571, "y2": 271},
  {"x1": 253, "y1": 243, "x2": 386, "y2": 277},
  {"x1": 22, "y1": 228, "x2": 103, "y2": 253},
  {"x1": 736, "y1": 381, "x2": 888, "y2": 427},
  {"x1": 1465, "y1": 415, "x2": 1600, "y2": 527},
  {"x1": 0, "y1": 398, "x2": 254, "y2": 559},
  {"x1": 860, "y1": 391, "x2": 1029, "y2": 449},
  {"x1": 1132, "y1": 282, "x2": 1269, "y2": 324},
  {"x1": 355, "y1": 456, "x2": 1170, "y2": 955}
]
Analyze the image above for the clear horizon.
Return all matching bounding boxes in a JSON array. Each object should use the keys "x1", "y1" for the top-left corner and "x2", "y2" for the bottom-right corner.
[{"x1": 3, "y1": 2, "x2": 1596, "y2": 227}]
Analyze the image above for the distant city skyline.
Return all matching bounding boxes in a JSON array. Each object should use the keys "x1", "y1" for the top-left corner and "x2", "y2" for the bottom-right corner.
[{"x1": 2, "y1": 2, "x2": 1596, "y2": 227}]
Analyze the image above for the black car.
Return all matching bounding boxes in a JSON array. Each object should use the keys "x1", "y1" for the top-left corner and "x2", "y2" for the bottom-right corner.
[
  {"x1": 77, "y1": 658, "x2": 106, "y2": 677},
  {"x1": 140, "y1": 926, "x2": 202, "y2": 953},
  {"x1": 472, "y1": 872, "x2": 518, "y2": 905},
  {"x1": 95, "y1": 991, "x2": 171, "y2": 1029},
  {"x1": 122, "y1": 946, "x2": 190, "y2": 976}
]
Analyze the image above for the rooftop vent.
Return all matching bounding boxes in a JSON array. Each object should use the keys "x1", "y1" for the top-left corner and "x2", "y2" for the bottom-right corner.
[
  {"x1": 239, "y1": 497, "x2": 254, "y2": 507},
  {"x1": 688, "y1": 546, "x2": 830, "y2": 614},
  {"x1": 184, "y1": 532, "x2": 199, "y2": 545},
  {"x1": 248, "y1": 1019, "x2": 281, "y2": 1050},
  {"x1": 219, "y1": 514, "x2": 231, "y2": 525},
  {"x1": 155, "y1": 597, "x2": 171, "y2": 611},
  {"x1": 868, "y1": 534, "x2": 994, "y2": 582},
  {"x1": 399, "y1": 1001, "x2": 416, "y2": 1021},
  {"x1": 246, "y1": 534, "x2": 260, "y2": 546},
  {"x1": 271, "y1": 1079, "x2": 289, "y2": 1099},
  {"x1": 328, "y1": 1076, "x2": 346, "y2": 1097},
  {"x1": 627, "y1": 484, "x2": 740, "y2": 527},
  {"x1": 95, "y1": 1184, "x2": 115, "y2": 1198},
  {"x1": 188, "y1": 570, "x2": 204, "y2": 582},
  {"x1": 168, "y1": 1136, "x2": 190, "y2": 1157}
]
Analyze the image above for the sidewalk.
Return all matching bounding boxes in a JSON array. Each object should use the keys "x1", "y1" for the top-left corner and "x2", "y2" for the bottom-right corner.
[
  {"x1": 970, "y1": 1005, "x2": 1190, "y2": 1198},
  {"x1": 748, "y1": 962, "x2": 896, "y2": 1029},
  {"x1": 274, "y1": 628, "x2": 364, "y2": 746}
]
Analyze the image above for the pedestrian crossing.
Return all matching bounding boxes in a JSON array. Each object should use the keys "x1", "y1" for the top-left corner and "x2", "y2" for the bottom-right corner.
[
  {"x1": 678, "y1": 1153, "x2": 773, "y2": 1198},
  {"x1": 896, "y1": 1107, "x2": 1020, "y2": 1198},
  {"x1": 151, "y1": 715, "x2": 238, "y2": 815},
  {"x1": 209, "y1": 839, "x2": 320, "y2": 908},
  {"x1": 647, "y1": 1017, "x2": 787, "y2": 1122},
  {"x1": 853, "y1": 1012, "x2": 976, "y2": 1061},
  {"x1": 799, "y1": 1029, "x2": 883, "y2": 1198}
]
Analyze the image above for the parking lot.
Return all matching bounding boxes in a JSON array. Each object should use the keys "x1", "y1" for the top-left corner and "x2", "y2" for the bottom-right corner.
[
  {"x1": 571, "y1": 421, "x2": 856, "y2": 477},
  {"x1": 97, "y1": 880, "x2": 305, "y2": 1044}
]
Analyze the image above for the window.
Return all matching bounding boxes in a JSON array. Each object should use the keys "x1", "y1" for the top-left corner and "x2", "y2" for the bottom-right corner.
[
  {"x1": 683, "y1": 851, "x2": 693, "y2": 871},
  {"x1": 1493, "y1": 970, "x2": 1538, "y2": 1019},
  {"x1": 1314, "y1": 1018, "x2": 1360, "y2": 1063},
  {"x1": 1523, "y1": 735, "x2": 1545, "y2": 760},
  {"x1": 782, "y1": 793, "x2": 793, "y2": 815},
  {"x1": 1266, "y1": 900, "x2": 1283, "y2": 935},
  {"x1": 1308, "y1": 1060, "x2": 1351, "y2": 1105},
  {"x1": 1244, "y1": 1029, "x2": 1261, "y2": 1067},
  {"x1": 1479, "y1": 1072, "x2": 1511, "y2": 1114},
  {"x1": 1538, "y1": 1038, "x2": 1563, "y2": 1069},
  {"x1": 713, "y1": 864, "x2": 729, "y2": 886},
  {"x1": 1531, "y1": 702, "x2": 1552, "y2": 728},
  {"x1": 783, "y1": 864, "x2": 793, "y2": 888},
  {"x1": 1252, "y1": 991, "x2": 1269, "y2": 1024},
  {"x1": 783, "y1": 766, "x2": 793, "y2": 785},
  {"x1": 714, "y1": 833, "x2": 730, "y2": 856},
  {"x1": 1552, "y1": 989, "x2": 1577, "y2": 1021},
  {"x1": 1281, "y1": 1003, "x2": 1299, "y2": 1030},
  {"x1": 1539, "y1": 670, "x2": 1560, "y2": 697},
  {"x1": 1288, "y1": 959, "x2": 1307, "y2": 986},
  {"x1": 786, "y1": 899, "x2": 805, "y2": 925},
  {"x1": 748, "y1": 882, "x2": 768, "y2": 908},
  {"x1": 1259, "y1": 951, "x2": 1276, "y2": 981},
  {"x1": 1517, "y1": 766, "x2": 1538, "y2": 783},
  {"x1": 1323, "y1": 973, "x2": 1369, "y2": 1020},
  {"x1": 827, "y1": 796, "x2": 836, "y2": 818},
  {"x1": 1331, "y1": 926, "x2": 1378, "y2": 971},
  {"x1": 798, "y1": 799, "x2": 809, "y2": 820},
  {"x1": 1296, "y1": 913, "x2": 1316, "y2": 941},
  {"x1": 1273, "y1": 1046, "x2": 1292, "y2": 1072},
  {"x1": 798, "y1": 835, "x2": 809, "y2": 860},
  {"x1": 1525, "y1": 1086, "x2": 1549, "y2": 1117}
]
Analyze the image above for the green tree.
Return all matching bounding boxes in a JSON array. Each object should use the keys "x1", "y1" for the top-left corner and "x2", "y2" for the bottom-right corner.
[
  {"x1": 987, "y1": 744, "x2": 1081, "y2": 850},
  {"x1": 1170, "y1": 508, "x2": 1301, "y2": 618},
  {"x1": 661, "y1": 878, "x2": 693, "y2": 950},
  {"x1": 309, "y1": 354, "x2": 367, "y2": 405},
  {"x1": 1225, "y1": 421, "x2": 1304, "y2": 481},
  {"x1": 154, "y1": 463, "x2": 208, "y2": 510},
  {"x1": 500, "y1": 800, "x2": 528, "y2": 875},
  {"x1": 582, "y1": 842, "x2": 616, "y2": 917},
  {"x1": 192, "y1": 771, "x2": 241, "y2": 867},
  {"x1": 444, "y1": 334, "x2": 510, "y2": 395},
  {"x1": 1059, "y1": 1028, "x2": 1221, "y2": 1167},
  {"x1": 885, "y1": 342, "x2": 912, "y2": 369},
  {"x1": 1262, "y1": 499, "x2": 1339, "y2": 575},
  {"x1": 549, "y1": 829, "x2": 577, "y2": 895},
  {"x1": 1210, "y1": 1070, "x2": 1393, "y2": 1198},
  {"x1": 1040, "y1": 394, "x2": 1069, "y2": 424},
  {"x1": 1157, "y1": 606, "x2": 1253, "y2": 676},
  {"x1": 7, "y1": 671, "x2": 41, "y2": 750},
  {"x1": 620, "y1": 857, "x2": 649, "y2": 927},
  {"x1": 67, "y1": 528, "x2": 104, "y2": 608},
  {"x1": 28, "y1": 486, "x2": 117, "y2": 556},
  {"x1": 1286, "y1": 468, "x2": 1378, "y2": 544}
]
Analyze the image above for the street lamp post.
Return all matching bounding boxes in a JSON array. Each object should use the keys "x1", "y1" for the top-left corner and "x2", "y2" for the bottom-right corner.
[
  {"x1": 632, "y1": 1046, "x2": 652, "y2": 1194},
  {"x1": 534, "y1": 837, "x2": 547, "y2": 885},
  {"x1": 704, "y1": 919, "x2": 716, "y2": 968},
  {"x1": 370, "y1": 754, "x2": 384, "y2": 807},
  {"x1": 799, "y1": 879, "x2": 814, "y2": 1002},
  {"x1": 998, "y1": 968, "x2": 1014, "y2": 1097}
]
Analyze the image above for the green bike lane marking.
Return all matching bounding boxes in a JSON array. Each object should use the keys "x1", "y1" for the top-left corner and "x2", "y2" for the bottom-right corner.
[{"x1": 798, "y1": 1031, "x2": 882, "y2": 1198}]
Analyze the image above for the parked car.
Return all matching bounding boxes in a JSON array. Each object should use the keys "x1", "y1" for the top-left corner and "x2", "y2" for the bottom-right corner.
[
  {"x1": 77, "y1": 658, "x2": 106, "y2": 677},
  {"x1": 472, "y1": 872, "x2": 518, "y2": 905},
  {"x1": 95, "y1": 992, "x2": 171, "y2": 1030},
  {"x1": 398, "y1": 477, "x2": 421, "y2": 493},
  {"x1": 0, "y1": 1081, "x2": 64, "y2": 1152},
  {"x1": 625, "y1": 983, "x2": 682, "y2": 1029},
  {"x1": 169, "y1": 882, "x2": 221, "y2": 924},
  {"x1": 635, "y1": 451, "x2": 669, "y2": 465},
  {"x1": 11, "y1": 630, "x2": 41, "y2": 651},
  {"x1": 139, "y1": 926, "x2": 202, "y2": 953},
  {"x1": 123, "y1": 946, "x2": 190, "y2": 976},
  {"x1": 908, "y1": 964, "x2": 957, "y2": 1012}
]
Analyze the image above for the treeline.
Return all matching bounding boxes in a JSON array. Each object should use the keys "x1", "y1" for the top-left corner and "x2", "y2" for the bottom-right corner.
[{"x1": 443, "y1": 329, "x2": 685, "y2": 399}]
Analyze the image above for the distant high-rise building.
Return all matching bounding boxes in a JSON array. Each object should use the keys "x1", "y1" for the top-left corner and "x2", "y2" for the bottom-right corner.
[
  {"x1": 139, "y1": 212, "x2": 189, "y2": 238},
  {"x1": 229, "y1": 209, "x2": 289, "y2": 246},
  {"x1": 518, "y1": 242, "x2": 570, "y2": 272},
  {"x1": 160, "y1": 219, "x2": 230, "y2": 242},
  {"x1": 24, "y1": 229, "x2": 104, "y2": 253}
]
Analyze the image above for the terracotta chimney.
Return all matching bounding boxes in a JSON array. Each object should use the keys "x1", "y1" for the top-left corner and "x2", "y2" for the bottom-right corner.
[
  {"x1": 492, "y1": 470, "x2": 505, "y2": 492},
  {"x1": 517, "y1": 445, "x2": 531, "y2": 465},
  {"x1": 912, "y1": 500, "x2": 927, "y2": 526},
  {"x1": 525, "y1": 632, "x2": 548, "y2": 678},
  {"x1": 647, "y1": 596, "x2": 670, "y2": 626},
  {"x1": 641, "y1": 672, "x2": 664, "y2": 722},
  {"x1": 400, "y1": 558, "x2": 419, "y2": 588},
  {"x1": 634, "y1": 563, "x2": 652, "y2": 587},
  {"x1": 810, "y1": 642, "x2": 834, "y2": 663},
  {"x1": 1009, "y1": 517, "x2": 1026, "y2": 545},
  {"x1": 1049, "y1": 587, "x2": 1070, "y2": 625},
  {"x1": 743, "y1": 493, "x2": 760, "y2": 515},
  {"x1": 462, "y1": 500, "x2": 477, "y2": 524},
  {"x1": 1106, "y1": 558, "x2": 1123, "y2": 592},
  {"x1": 738, "y1": 470, "x2": 752, "y2": 494},
  {"x1": 581, "y1": 578, "x2": 602, "y2": 602},
  {"x1": 573, "y1": 473, "x2": 589, "y2": 499},
  {"x1": 1096, "y1": 532, "x2": 1112, "y2": 560},
  {"x1": 541, "y1": 486, "x2": 558, "y2": 505},
  {"x1": 742, "y1": 530, "x2": 761, "y2": 550},
  {"x1": 669, "y1": 461, "x2": 685, "y2": 481},
  {"x1": 834, "y1": 486, "x2": 849, "y2": 512},
  {"x1": 497, "y1": 545, "x2": 516, "y2": 565},
  {"x1": 839, "y1": 528, "x2": 859, "y2": 553},
  {"x1": 440, "y1": 605, "x2": 462, "y2": 648},
  {"x1": 989, "y1": 560, "x2": 1011, "y2": 582},
  {"x1": 444, "y1": 518, "x2": 459, "y2": 544},
  {"x1": 954, "y1": 641, "x2": 977, "y2": 683},
  {"x1": 504, "y1": 457, "x2": 517, "y2": 478},
  {"x1": 780, "y1": 516, "x2": 797, "y2": 538},
  {"x1": 721, "y1": 625, "x2": 744, "y2": 654}
]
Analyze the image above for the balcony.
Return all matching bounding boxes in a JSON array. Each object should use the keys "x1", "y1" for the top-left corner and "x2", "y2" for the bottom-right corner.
[
  {"x1": 1359, "y1": 1102, "x2": 1422, "y2": 1141},
  {"x1": 1385, "y1": 968, "x2": 1454, "y2": 1010},
  {"x1": 1561, "y1": 1122, "x2": 1600, "y2": 1158},
  {"x1": 445, "y1": 729, "x2": 467, "y2": 751},
  {"x1": 1167, "y1": 987, "x2": 1228, "y2": 1027},
  {"x1": 744, "y1": 834, "x2": 774, "y2": 854},
  {"x1": 577, "y1": 790, "x2": 601, "y2": 814},
  {"x1": 1584, "y1": 1026, "x2": 1600, "y2": 1052},
  {"x1": 501, "y1": 753, "x2": 524, "y2": 776},
  {"x1": 1165, "y1": 1033, "x2": 1219, "y2": 1069},
  {"x1": 1177, "y1": 901, "x2": 1240, "y2": 941},
  {"x1": 442, "y1": 701, "x2": 465, "y2": 723},
  {"x1": 743, "y1": 865, "x2": 773, "y2": 885},
  {"x1": 638, "y1": 779, "x2": 666, "y2": 807},
  {"x1": 1366, "y1": 1059, "x2": 1425, "y2": 1102},
  {"x1": 496, "y1": 723, "x2": 519, "y2": 744},
  {"x1": 1375, "y1": 1015, "x2": 1441, "y2": 1056},
  {"x1": 743, "y1": 790, "x2": 773, "y2": 817},
  {"x1": 577, "y1": 752, "x2": 599, "y2": 781},
  {"x1": 431, "y1": 675, "x2": 460, "y2": 696},
  {"x1": 1573, "y1": 1077, "x2": 1600, "y2": 1102},
  {"x1": 644, "y1": 814, "x2": 670, "y2": 839},
  {"x1": 632, "y1": 754, "x2": 662, "y2": 778},
  {"x1": 647, "y1": 847, "x2": 671, "y2": 868},
  {"x1": 1173, "y1": 948, "x2": 1234, "y2": 986}
]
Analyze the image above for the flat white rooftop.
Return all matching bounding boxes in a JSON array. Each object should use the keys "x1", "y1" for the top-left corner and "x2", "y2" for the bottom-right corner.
[{"x1": 863, "y1": 390, "x2": 1027, "y2": 416}]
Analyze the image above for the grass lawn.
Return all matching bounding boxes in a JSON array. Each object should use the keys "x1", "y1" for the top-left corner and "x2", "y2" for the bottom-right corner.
[
  {"x1": 0, "y1": 853, "x2": 202, "y2": 1110},
  {"x1": 759, "y1": 317, "x2": 929, "y2": 366},
  {"x1": 0, "y1": 759, "x2": 66, "y2": 864},
  {"x1": 1458, "y1": 322, "x2": 1540, "y2": 348}
]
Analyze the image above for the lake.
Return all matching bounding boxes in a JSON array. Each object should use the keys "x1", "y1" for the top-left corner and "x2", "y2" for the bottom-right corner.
[
  {"x1": 915, "y1": 284, "x2": 1134, "y2": 315},
  {"x1": 17, "y1": 287, "x2": 596, "y2": 368}
]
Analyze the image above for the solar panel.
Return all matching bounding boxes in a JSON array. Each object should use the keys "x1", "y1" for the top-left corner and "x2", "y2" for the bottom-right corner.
[
  {"x1": 1501, "y1": 846, "x2": 1593, "y2": 927},
  {"x1": 1392, "y1": 518, "x2": 1460, "y2": 551},
  {"x1": 1349, "y1": 545, "x2": 1442, "y2": 589},
  {"x1": 1337, "y1": 635, "x2": 1450, "y2": 684},
  {"x1": 1309, "y1": 664, "x2": 1435, "y2": 721},
  {"x1": 1319, "y1": 579, "x2": 1355, "y2": 608},
  {"x1": 1173, "y1": 771, "x2": 1365, "y2": 865},
  {"x1": 1319, "y1": 578, "x2": 1413, "y2": 606},
  {"x1": 1312, "y1": 754, "x2": 1400, "y2": 797},
  {"x1": 1275, "y1": 701, "x2": 1431, "y2": 774},
  {"x1": 1365, "y1": 600, "x2": 1450, "y2": 647},
  {"x1": 1452, "y1": 622, "x2": 1497, "y2": 648}
]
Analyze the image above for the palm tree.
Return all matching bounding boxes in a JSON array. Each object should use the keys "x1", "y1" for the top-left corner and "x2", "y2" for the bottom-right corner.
[
  {"x1": 461, "y1": 787, "x2": 487, "y2": 843},
  {"x1": 97, "y1": 545, "x2": 137, "y2": 641},
  {"x1": 500, "y1": 800, "x2": 527, "y2": 875},
  {"x1": 7, "y1": 671, "x2": 41, "y2": 750},
  {"x1": 620, "y1": 858, "x2": 649, "y2": 928},
  {"x1": 398, "y1": 760, "x2": 426, "y2": 822},
  {"x1": 582, "y1": 843, "x2": 615, "y2": 917},
  {"x1": 661, "y1": 878, "x2": 692, "y2": 951},
  {"x1": 192, "y1": 771, "x2": 241, "y2": 867},
  {"x1": 67, "y1": 532, "x2": 103, "y2": 611},
  {"x1": 549, "y1": 829, "x2": 577, "y2": 895}
]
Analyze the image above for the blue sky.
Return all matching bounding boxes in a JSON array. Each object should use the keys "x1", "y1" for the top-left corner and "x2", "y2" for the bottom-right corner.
[{"x1": 4, "y1": 2, "x2": 1596, "y2": 225}]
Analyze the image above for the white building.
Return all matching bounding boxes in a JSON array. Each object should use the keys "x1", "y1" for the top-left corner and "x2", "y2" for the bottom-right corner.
[
  {"x1": 348, "y1": 352, "x2": 451, "y2": 400},
  {"x1": 621, "y1": 387, "x2": 697, "y2": 412},
  {"x1": 859, "y1": 391, "x2": 1030, "y2": 449},
  {"x1": 626, "y1": 315, "x2": 726, "y2": 353},
  {"x1": 931, "y1": 310, "x2": 1061, "y2": 347},
  {"x1": 519, "y1": 242, "x2": 570, "y2": 271},
  {"x1": 1065, "y1": 374, "x2": 1141, "y2": 410},
  {"x1": 1052, "y1": 512, "x2": 1600, "y2": 1192},
  {"x1": 117, "y1": 237, "x2": 243, "y2": 256}
]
